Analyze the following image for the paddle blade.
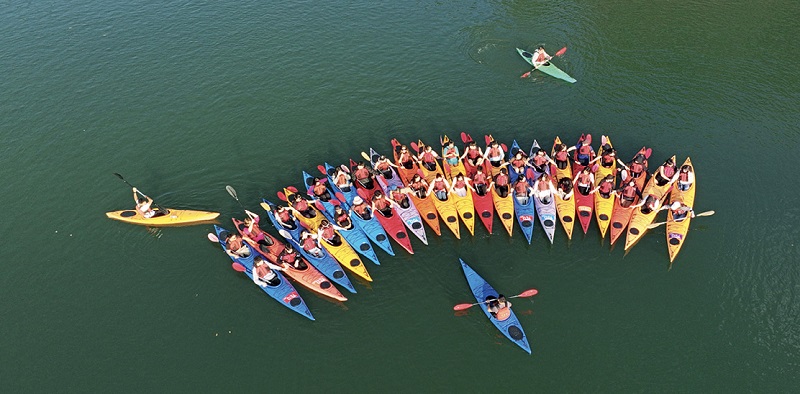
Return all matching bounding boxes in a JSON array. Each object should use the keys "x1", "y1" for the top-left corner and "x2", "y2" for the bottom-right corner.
[
  {"x1": 697, "y1": 210, "x2": 715, "y2": 217},
  {"x1": 231, "y1": 262, "x2": 247, "y2": 272},
  {"x1": 361, "y1": 151, "x2": 371, "y2": 162},
  {"x1": 330, "y1": 199, "x2": 341, "y2": 207},
  {"x1": 335, "y1": 192, "x2": 346, "y2": 203},
  {"x1": 410, "y1": 141, "x2": 419, "y2": 153},
  {"x1": 113, "y1": 172, "x2": 124, "y2": 180},
  {"x1": 207, "y1": 233, "x2": 219, "y2": 242},
  {"x1": 453, "y1": 303, "x2": 475, "y2": 311},
  {"x1": 521, "y1": 71, "x2": 531, "y2": 78},
  {"x1": 260, "y1": 202, "x2": 271, "y2": 211},
  {"x1": 460, "y1": 132, "x2": 468, "y2": 144},
  {"x1": 278, "y1": 229, "x2": 292, "y2": 239},
  {"x1": 314, "y1": 200, "x2": 325, "y2": 212},
  {"x1": 501, "y1": 143, "x2": 508, "y2": 152},
  {"x1": 516, "y1": 289, "x2": 539, "y2": 298},
  {"x1": 287, "y1": 186, "x2": 299, "y2": 193},
  {"x1": 226, "y1": 185, "x2": 238, "y2": 200},
  {"x1": 317, "y1": 165, "x2": 327, "y2": 175},
  {"x1": 645, "y1": 148, "x2": 652, "y2": 159},
  {"x1": 555, "y1": 46, "x2": 567, "y2": 57},
  {"x1": 276, "y1": 191, "x2": 287, "y2": 201}
]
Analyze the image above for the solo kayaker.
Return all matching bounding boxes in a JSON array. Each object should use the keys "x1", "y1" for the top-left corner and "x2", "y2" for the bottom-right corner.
[
  {"x1": 317, "y1": 220, "x2": 343, "y2": 246},
  {"x1": 224, "y1": 233, "x2": 251, "y2": 258},
  {"x1": 491, "y1": 167, "x2": 510, "y2": 198},
  {"x1": 590, "y1": 142, "x2": 617, "y2": 168},
  {"x1": 573, "y1": 166, "x2": 595, "y2": 195},
  {"x1": 530, "y1": 149, "x2": 555, "y2": 175},
  {"x1": 418, "y1": 144, "x2": 440, "y2": 171},
  {"x1": 532, "y1": 46, "x2": 551, "y2": 66},
  {"x1": 354, "y1": 162, "x2": 375, "y2": 189},
  {"x1": 676, "y1": 164, "x2": 695, "y2": 191},
  {"x1": 252, "y1": 256, "x2": 287, "y2": 287},
  {"x1": 556, "y1": 177, "x2": 574, "y2": 201},
  {"x1": 619, "y1": 152, "x2": 648, "y2": 183},
  {"x1": 351, "y1": 196, "x2": 372, "y2": 220},
  {"x1": 553, "y1": 143, "x2": 571, "y2": 170},
  {"x1": 311, "y1": 177, "x2": 331, "y2": 202},
  {"x1": 591, "y1": 174, "x2": 616, "y2": 199},
  {"x1": 332, "y1": 205, "x2": 354, "y2": 229},
  {"x1": 513, "y1": 178, "x2": 533, "y2": 205},
  {"x1": 371, "y1": 190, "x2": 396, "y2": 217},
  {"x1": 300, "y1": 230, "x2": 324, "y2": 258},
  {"x1": 573, "y1": 134, "x2": 594, "y2": 166},
  {"x1": 486, "y1": 294, "x2": 512, "y2": 320},
  {"x1": 334, "y1": 167, "x2": 353, "y2": 192},
  {"x1": 442, "y1": 140, "x2": 461, "y2": 167},
  {"x1": 241, "y1": 210, "x2": 274, "y2": 250},
  {"x1": 532, "y1": 173, "x2": 555, "y2": 204},
  {"x1": 654, "y1": 158, "x2": 677, "y2": 186},
  {"x1": 472, "y1": 166, "x2": 489, "y2": 196},
  {"x1": 633, "y1": 193, "x2": 660, "y2": 215},
  {"x1": 449, "y1": 173, "x2": 473, "y2": 198},
  {"x1": 662, "y1": 200, "x2": 695, "y2": 222},
  {"x1": 291, "y1": 194, "x2": 316, "y2": 219},
  {"x1": 460, "y1": 141, "x2": 485, "y2": 171},
  {"x1": 427, "y1": 173, "x2": 451, "y2": 201},
  {"x1": 616, "y1": 180, "x2": 640, "y2": 207},
  {"x1": 132, "y1": 188, "x2": 163, "y2": 218},
  {"x1": 483, "y1": 140, "x2": 506, "y2": 169},
  {"x1": 275, "y1": 205, "x2": 298, "y2": 230},
  {"x1": 388, "y1": 186, "x2": 411, "y2": 209},
  {"x1": 408, "y1": 174, "x2": 430, "y2": 199},
  {"x1": 373, "y1": 155, "x2": 399, "y2": 180},
  {"x1": 509, "y1": 151, "x2": 529, "y2": 178},
  {"x1": 278, "y1": 244, "x2": 307, "y2": 270},
  {"x1": 397, "y1": 145, "x2": 416, "y2": 170}
]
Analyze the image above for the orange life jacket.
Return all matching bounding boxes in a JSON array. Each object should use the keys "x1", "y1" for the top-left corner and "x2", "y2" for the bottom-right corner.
[
  {"x1": 313, "y1": 183, "x2": 327, "y2": 196},
  {"x1": 467, "y1": 148, "x2": 480, "y2": 159},
  {"x1": 599, "y1": 180, "x2": 613, "y2": 194},
  {"x1": 579, "y1": 144, "x2": 592, "y2": 155},
  {"x1": 622, "y1": 185, "x2": 637, "y2": 199},
  {"x1": 355, "y1": 168, "x2": 370, "y2": 180},
  {"x1": 662, "y1": 165, "x2": 675, "y2": 178}
]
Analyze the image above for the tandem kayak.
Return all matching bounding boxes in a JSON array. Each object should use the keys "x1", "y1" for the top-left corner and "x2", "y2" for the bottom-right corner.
[
  {"x1": 594, "y1": 135, "x2": 617, "y2": 239},
  {"x1": 212, "y1": 225, "x2": 314, "y2": 321},
  {"x1": 106, "y1": 209, "x2": 219, "y2": 226},
  {"x1": 459, "y1": 259, "x2": 531, "y2": 354},
  {"x1": 624, "y1": 156, "x2": 676, "y2": 251},
  {"x1": 516, "y1": 47, "x2": 576, "y2": 83},
  {"x1": 666, "y1": 157, "x2": 696, "y2": 264}
]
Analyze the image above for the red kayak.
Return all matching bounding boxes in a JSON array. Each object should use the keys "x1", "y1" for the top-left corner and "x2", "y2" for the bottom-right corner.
[
  {"x1": 371, "y1": 200, "x2": 414, "y2": 255},
  {"x1": 350, "y1": 159, "x2": 379, "y2": 202},
  {"x1": 571, "y1": 134, "x2": 596, "y2": 234}
]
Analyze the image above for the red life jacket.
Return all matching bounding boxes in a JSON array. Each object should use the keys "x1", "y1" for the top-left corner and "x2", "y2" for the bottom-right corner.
[
  {"x1": 353, "y1": 204, "x2": 368, "y2": 216},
  {"x1": 680, "y1": 171, "x2": 690, "y2": 182},
  {"x1": 243, "y1": 224, "x2": 263, "y2": 239},
  {"x1": 320, "y1": 225, "x2": 335, "y2": 240},
  {"x1": 489, "y1": 147, "x2": 502, "y2": 157},
  {"x1": 577, "y1": 172, "x2": 592, "y2": 185},
  {"x1": 514, "y1": 182, "x2": 529, "y2": 195},
  {"x1": 373, "y1": 198, "x2": 390, "y2": 211},
  {"x1": 335, "y1": 211, "x2": 349, "y2": 224},
  {"x1": 335, "y1": 173, "x2": 349, "y2": 185},
  {"x1": 631, "y1": 162, "x2": 644, "y2": 174},
  {"x1": 454, "y1": 179, "x2": 466, "y2": 189},
  {"x1": 281, "y1": 250, "x2": 297, "y2": 263},
  {"x1": 422, "y1": 151, "x2": 436, "y2": 163},
  {"x1": 376, "y1": 161, "x2": 390, "y2": 171},
  {"x1": 313, "y1": 183, "x2": 327, "y2": 196},
  {"x1": 495, "y1": 174, "x2": 509, "y2": 186},
  {"x1": 433, "y1": 179, "x2": 446, "y2": 191},
  {"x1": 622, "y1": 185, "x2": 637, "y2": 199},
  {"x1": 662, "y1": 165, "x2": 675, "y2": 178},
  {"x1": 602, "y1": 153, "x2": 614, "y2": 166},
  {"x1": 278, "y1": 209, "x2": 292, "y2": 223},
  {"x1": 391, "y1": 191, "x2": 406, "y2": 203},
  {"x1": 399, "y1": 152, "x2": 413, "y2": 165},
  {"x1": 255, "y1": 264, "x2": 270, "y2": 279},
  {"x1": 355, "y1": 168, "x2": 370, "y2": 180},
  {"x1": 537, "y1": 180, "x2": 550, "y2": 191},
  {"x1": 511, "y1": 158, "x2": 526, "y2": 168},
  {"x1": 410, "y1": 180, "x2": 426, "y2": 191},
  {"x1": 579, "y1": 144, "x2": 592, "y2": 156},
  {"x1": 467, "y1": 148, "x2": 480, "y2": 159},
  {"x1": 533, "y1": 155, "x2": 548, "y2": 166},
  {"x1": 599, "y1": 180, "x2": 613, "y2": 194},
  {"x1": 302, "y1": 236, "x2": 317, "y2": 251},
  {"x1": 473, "y1": 173, "x2": 487, "y2": 185},
  {"x1": 228, "y1": 237, "x2": 243, "y2": 251},
  {"x1": 294, "y1": 199, "x2": 308, "y2": 211},
  {"x1": 444, "y1": 147, "x2": 458, "y2": 159},
  {"x1": 555, "y1": 151, "x2": 568, "y2": 161}
]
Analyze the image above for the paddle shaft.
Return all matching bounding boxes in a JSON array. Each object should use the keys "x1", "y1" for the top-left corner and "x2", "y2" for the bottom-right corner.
[
  {"x1": 648, "y1": 210, "x2": 715, "y2": 229},
  {"x1": 454, "y1": 289, "x2": 538, "y2": 310},
  {"x1": 114, "y1": 173, "x2": 167, "y2": 212}
]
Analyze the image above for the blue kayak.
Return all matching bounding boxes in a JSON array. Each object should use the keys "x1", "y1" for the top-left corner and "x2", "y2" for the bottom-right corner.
[
  {"x1": 349, "y1": 207, "x2": 396, "y2": 257},
  {"x1": 262, "y1": 198, "x2": 303, "y2": 241},
  {"x1": 302, "y1": 170, "x2": 337, "y2": 214},
  {"x1": 213, "y1": 225, "x2": 314, "y2": 321},
  {"x1": 282, "y1": 235, "x2": 357, "y2": 294},
  {"x1": 513, "y1": 182, "x2": 536, "y2": 244},
  {"x1": 459, "y1": 259, "x2": 530, "y2": 354},
  {"x1": 323, "y1": 162, "x2": 359, "y2": 206},
  {"x1": 507, "y1": 140, "x2": 529, "y2": 185}
]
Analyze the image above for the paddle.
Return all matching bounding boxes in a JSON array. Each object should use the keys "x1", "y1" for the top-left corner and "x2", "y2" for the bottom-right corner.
[
  {"x1": 260, "y1": 202, "x2": 271, "y2": 212},
  {"x1": 521, "y1": 47, "x2": 567, "y2": 78},
  {"x1": 277, "y1": 191, "x2": 287, "y2": 202},
  {"x1": 208, "y1": 233, "x2": 219, "y2": 242},
  {"x1": 453, "y1": 288, "x2": 539, "y2": 311},
  {"x1": 113, "y1": 173, "x2": 168, "y2": 213},
  {"x1": 226, "y1": 185, "x2": 245, "y2": 210},
  {"x1": 318, "y1": 164, "x2": 329, "y2": 176},
  {"x1": 647, "y1": 210, "x2": 715, "y2": 229},
  {"x1": 360, "y1": 151, "x2": 372, "y2": 164}
]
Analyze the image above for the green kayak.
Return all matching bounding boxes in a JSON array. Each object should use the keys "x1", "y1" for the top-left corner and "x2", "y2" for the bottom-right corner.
[{"x1": 516, "y1": 48, "x2": 576, "y2": 83}]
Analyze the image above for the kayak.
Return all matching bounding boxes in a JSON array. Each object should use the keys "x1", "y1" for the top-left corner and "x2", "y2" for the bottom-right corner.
[
  {"x1": 369, "y1": 193, "x2": 415, "y2": 255},
  {"x1": 283, "y1": 188, "x2": 326, "y2": 231},
  {"x1": 441, "y1": 134, "x2": 468, "y2": 180},
  {"x1": 262, "y1": 199, "x2": 304, "y2": 240},
  {"x1": 459, "y1": 132, "x2": 489, "y2": 178},
  {"x1": 491, "y1": 183, "x2": 514, "y2": 237},
  {"x1": 571, "y1": 134, "x2": 595, "y2": 234},
  {"x1": 507, "y1": 140, "x2": 528, "y2": 185},
  {"x1": 483, "y1": 134, "x2": 507, "y2": 178},
  {"x1": 533, "y1": 194, "x2": 557, "y2": 244},
  {"x1": 368, "y1": 147, "x2": 405, "y2": 190},
  {"x1": 516, "y1": 47, "x2": 576, "y2": 84},
  {"x1": 350, "y1": 159, "x2": 380, "y2": 203},
  {"x1": 471, "y1": 183, "x2": 495, "y2": 235},
  {"x1": 608, "y1": 191, "x2": 640, "y2": 247},
  {"x1": 414, "y1": 139, "x2": 444, "y2": 183},
  {"x1": 625, "y1": 147, "x2": 651, "y2": 192},
  {"x1": 666, "y1": 157, "x2": 696, "y2": 264},
  {"x1": 409, "y1": 192, "x2": 442, "y2": 236},
  {"x1": 322, "y1": 162, "x2": 360, "y2": 206},
  {"x1": 624, "y1": 156, "x2": 676, "y2": 251},
  {"x1": 431, "y1": 192, "x2": 461, "y2": 239},
  {"x1": 232, "y1": 218, "x2": 347, "y2": 302},
  {"x1": 302, "y1": 170, "x2": 337, "y2": 216},
  {"x1": 390, "y1": 138, "x2": 421, "y2": 185},
  {"x1": 106, "y1": 209, "x2": 219, "y2": 226},
  {"x1": 594, "y1": 135, "x2": 617, "y2": 238},
  {"x1": 212, "y1": 225, "x2": 314, "y2": 321},
  {"x1": 452, "y1": 191, "x2": 476, "y2": 236},
  {"x1": 459, "y1": 259, "x2": 531, "y2": 354},
  {"x1": 549, "y1": 136, "x2": 573, "y2": 182},
  {"x1": 514, "y1": 191, "x2": 536, "y2": 244},
  {"x1": 282, "y1": 236, "x2": 357, "y2": 294},
  {"x1": 527, "y1": 140, "x2": 550, "y2": 181},
  {"x1": 552, "y1": 183, "x2": 576, "y2": 240},
  {"x1": 349, "y1": 208, "x2": 396, "y2": 257},
  {"x1": 376, "y1": 176, "x2": 428, "y2": 245}
]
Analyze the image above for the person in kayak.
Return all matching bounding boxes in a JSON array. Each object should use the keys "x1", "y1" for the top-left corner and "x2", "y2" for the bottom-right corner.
[
  {"x1": 633, "y1": 193, "x2": 661, "y2": 215},
  {"x1": 530, "y1": 148, "x2": 556, "y2": 175},
  {"x1": 132, "y1": 188, "x2": 164, "y2": 218},
  {"x1": 241, "y1": 210, "x2": 274, "y2": 250},
  {"x1": 616, "y1": 180, "x2": 640, "y2": 208},
  {"x1": 334, "y1": 166, "x2": 353, "y2": 192},
  {"x1": 278, "y1": 244, "x2": 307, "y2": 270},
  {"x1": 532, "y1": 46, "x2": 552, "y2": 66},
  {"x1": 513, "y1": 178, "x2": 533, "y2": 205},
  {"x1": 388, "y1": 185, "x2": 411, "y2": 209},
  {"x1": 662, "y1": 200, "x2": 695, "y2": 222},
  {"x1": 449, "y1": 173, "x2": 473, "y2": 198},
  {"x1": 397, "y1": 145, "x2": 416, "y2": 170},
  {"x1": 310, "y1": 177, "x2": 331, "y2": 202},
  {"x1": 300, "y1": 230, "x2": 324, "y2": 258},
  {"x1": 590, "y1": 142, "x2": 617, "y2": 169},
  {"x1": 556, "y1": 177, "x2": 574, "y2": 201},
  {"x1": 486, "y1": 294, "x2": 512, "y2": 320},
  {"x1": 471, "y1": 166, "x2": 489, "y2": 196},
  {"x1": 252, "y1": 255, "x2": 287, "y2": 287},
  {"x1": 618, "y1": 152, "x2": 648, "y2": 183},
  {"x1": 331, "y1": 205, "x2": 353, "y2": 229},
  {"x1": 591, "y1": 174, "x2": 616, "y2": 199},
  {"x1": 553, "y1": 143, "x2": 571, "y2": 170},
  {"x1": 275, "y1": 205, "x2": 298, "y2": 230},
  {"x1": 483, "y1": 140, "x2": 506, "y2": 169},
  {"x1": 573, "y1": 166, "x2": 595, "y2": 195},
  {"x1": 532, "y1": 173, "x2": 556, "y2": 204},
  {"x1": 374, "y1": 155, "x2": 399, "y2": 180},
  {"x1": 654, "y1": 158, "x2": 677, "y2": 186},
  {"x1": 573, "y1": 134, "x2": 594, "y2": 167},
  {"x1": 354, "y1": 162, "x2": 375, "y2": 189},
  {"x1": 224, "y1": 233, "x2": 251, "y2": 258},
  {"x1": 371, "y1": 190, "x2": 396, "y2": 217},
  {"x1": 442, "y1": 139, "x2": 461, "y2": 167},
  {"x1": 460, "y1": 141, "x2": 485, "y2": 172},
  {"x1": 509, "y1": 151, "x2": 529, "y2": 178},
  {"x1": 317, "y1": 219, "x2": 343, "y2": 247},
  {"x1": 408, "y1": 174, "x2": 430, "y2": 199},
  {"x1": 491, "y1": 167, "x2": 511, "y2": 198},
  {"x1": 351, "y1": 196, "x2": 372, "y2": 220},
  {"x1": 418, "y1": 144, "x2": 440, "y2": 171},
  {"x1": 291, "y1": 194, "x2": 316, "y2": 219},
  {"x1": 427, "y1": 173, "x2": 451, "y2": 201},
  {"x1": 676, "y1": 164, "x2": 695, "y2": 192}
]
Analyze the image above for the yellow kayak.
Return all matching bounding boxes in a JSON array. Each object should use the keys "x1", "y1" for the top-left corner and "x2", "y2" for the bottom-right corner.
[
  {"x1": 491, "y1": 184, "x2": 514, "y2": 237},
  {"x1": 415, "y1": 139, "x2": 444, "y2": 183},
  {"x1": 452, "y1": 192, "x2": 476, "y2": 236},
  {"x1": 624, "y1": 156, "x2": 676, "y2": 251},
  {"x1": 594, "y1": 135, "x2": 617, "y2": 238},
  {"x1": 553, "y1": 189, "x2": 576, "y2": 240},
  {"x1": 106, "y1": 209, "x2": 219, "y2": 226},
  {"x1": 666, "y1": 157, "x2": 696, "y2": 264},
  {"x1": 550, "y1": 136, "x2": 572, "y2": 182},
  {"x1": 284, "y1": 188, "x2": 325, "y2": 231},
  {"x1": 441, "y1": 135, "x2": 467, "y2": 180},
  {"x1": 432, "y1": 193, "x2": 461, "y2": 239}
]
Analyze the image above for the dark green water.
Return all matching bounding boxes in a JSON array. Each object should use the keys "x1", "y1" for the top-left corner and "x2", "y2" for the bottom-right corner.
[{"x1": 2, "y1": 0, "x2": 799, "y2": 391}]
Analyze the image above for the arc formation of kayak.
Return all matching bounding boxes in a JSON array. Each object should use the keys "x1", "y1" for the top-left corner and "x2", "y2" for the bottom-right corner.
[{"x1": 108, "y1": 132, "x2": 705, "y2": 353}]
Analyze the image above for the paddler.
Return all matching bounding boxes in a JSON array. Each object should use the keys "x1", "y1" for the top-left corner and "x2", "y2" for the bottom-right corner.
[
  {"x1": 676, "y1": 164, "x2": 695, "y2": 192},
  {"x1": 556, "y1": 177, "x2": 574, "y2": 201},
  {"x1": 373, "y1": 155, "x2": 399, "y2": 180},
  {"x1": 397, "y1": 145, "x2": 416, "y2": 170},
  {"x1": 460, "y1": 141, "x2": 485, "y2": 170},
  {"x1": 408, "y1": 174, "x2": 430, "y2": 199},
  {"x1": 531, "y1": 173, "x2": 556, "y2": 204},
  {"x1": 427, "y1": 173, "x2": 451, "y2": 201},
  {"x1": 573, "y1": 134, "x2": 594, "y2": 166},
  {"x1": 590, "y1": 142, "x2": 617, "y2": 169},
  {"x1": 486, "y1": 294, "x2": 512, "y2": 320},
  {"x1": 418, "y1": 144, "x2": 440, "y2": 171},
  {"x1": 300, "y1": 230, "x2": 324, "y2": 258},
  {"x1": 632, "y1": 193, "x2": 661, "y2": 215},
  {"x1": 573, "y1": 166, "x2": 595, "y2": 195},
  {"x1": 471, "y1": 166, "x2": 489, "y2": 196},
  {"x1": 616, "y1": 180, "x2": 640, "y2": 208},
  {"x1": 532, "y1": 46, "x2": 552, "y2": 66},
  {"x1": 442, "y1": 139, "x2": 461, "y2": 167},
  {"x1": 351, "y1": 196, "x2": 372, "y2": 220},
  {"x1": 591, "y1": 174, "x2": 616, "y2": 199},
  {"x1": 277, "y1": 244, "x2": 307, "y2": 270},
  {"x1": 241, "y1": 210, "x2": 274, "y2": 249},
  {"x1": 353, "y1": 162, "x2": 375, "y2": 189},
  {"x1": 275, "y1": 205, "x2": 298, "y2": 230},
  {"x1": 513, "y1": 178, "x2": 533, "y2": 205},
  {"x1": 618, "y1": 152, "x2": 648, "y2": 183},
  {"x1": 316, "y1": 219, "x2": 343, "y2": 247},
  {"x1": 333, "y1": 166, "x2": 353, "y2": 192},
  {"x1": 662, "y1": 200, "x2": 695, "y2": 221},
  {"x1": 224, "y1": 233, "x2": 251, "y2": 258},
  {"x1": 483, "y1": 139, "x2": 506, "y2": 169},
  {"x1": 449, "y1": 173, "x2": 473, "y2": 198},
  {"x1": 388, "y1": 185, "x2": 411, "y2": 209},
  {"x1": 252, "y1": 256, "x2": 287, "y2": 287},
  {"x1": 310, "y1": 177, "x2": 331, "y2": 202},
  {"x1": 290, "y1": 194, "x2": 317, "y2": 219},
  {"x1": 654, "y1": 157, "x2": 677, "y2": 187},
  {"x1": 331, "y1": 205, "x2": 354, "y2": 229},
  {"x1": 530, "y1": 148, "x2": 556, "y2": 175},
  {"x1": 371, "y1": 190, "x2": 396, "y2": 217},
  {"x1": 552, "y1": 143, "x2": 571, "y2": 170},
  {"x1": 509, "y1": 151, "x2": 529, "y2": 178},
  {"x1": 132, "y1": 188, "x2": 164, "y2": 218},
  {"x1": 491, "y1": 167, "x2": 511, "y2": 198}
]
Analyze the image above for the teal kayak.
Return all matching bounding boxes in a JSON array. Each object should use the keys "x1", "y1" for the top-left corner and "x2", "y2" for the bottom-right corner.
[{"x1": 516, "y1": 47, "x2": 577, "y2": 83}]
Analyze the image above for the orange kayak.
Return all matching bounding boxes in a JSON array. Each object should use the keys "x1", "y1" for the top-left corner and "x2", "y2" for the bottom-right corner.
[
  {"x1": 390, "y1": 138, "x2": 420, "y2": 185},
  {"x1": 666, "y1": 157, "x2": 696, "y2": 264},
  {"x1": 432, "y1": 192, "x2": 461, "y2": 239},
  {"x1": 409, "y1": 192, "x2": 442, "y2": 236},
  {"x1": 414, "y1": 139, "x2": 444, "y2": 183}
]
